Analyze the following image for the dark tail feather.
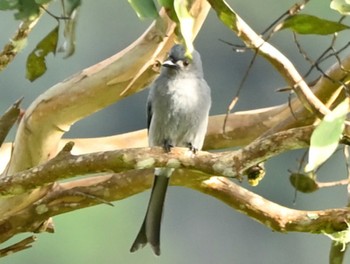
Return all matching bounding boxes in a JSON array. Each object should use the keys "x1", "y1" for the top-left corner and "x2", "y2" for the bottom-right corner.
[{"x1": 130, "y1": 175, "x2": 170, "y2": 255}]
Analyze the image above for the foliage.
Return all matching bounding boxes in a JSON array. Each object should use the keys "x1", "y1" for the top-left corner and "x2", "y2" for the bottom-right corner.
[
  {"x1": 305, "y1": 98, "x2": 349, "y2": 172},
  {"x1": 26, "y1": 26, "x2": 58, "y2": 81},
  {"x1": 278, "y1": 14, "x2": 350, "y2": 35},
  {"x1": 0, "y1": 0, "x2": 42, "y2": 20}
]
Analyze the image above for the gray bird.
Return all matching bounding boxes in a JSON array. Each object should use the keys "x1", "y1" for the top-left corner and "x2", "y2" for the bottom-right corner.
[{"x1": 130, "y1": 44, "x2": 211, "y2": 255}]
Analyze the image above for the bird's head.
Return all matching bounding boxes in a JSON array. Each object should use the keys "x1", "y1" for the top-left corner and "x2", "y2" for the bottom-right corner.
[{"x1": 161, "y1": 44, "x2": 203, "y2": 77}]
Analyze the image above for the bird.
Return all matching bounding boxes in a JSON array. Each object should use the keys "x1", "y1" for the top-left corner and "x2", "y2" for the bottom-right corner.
[{"x1": 130, "y1": 44, "x2": 211, "y2": 256}]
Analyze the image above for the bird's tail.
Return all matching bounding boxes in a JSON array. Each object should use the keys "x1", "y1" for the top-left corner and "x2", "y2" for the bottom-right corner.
[{"x1": 130, "y1": 171, "x2": 170, "y2": 255}]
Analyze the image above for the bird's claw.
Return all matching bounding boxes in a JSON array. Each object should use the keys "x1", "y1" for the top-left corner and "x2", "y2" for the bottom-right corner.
[
  {"x1": 187, "y1": 142, "x2": 198, "y2": 154},
  {"x1": 163, "y1": 139, "x2": 173, "y2": 153}
]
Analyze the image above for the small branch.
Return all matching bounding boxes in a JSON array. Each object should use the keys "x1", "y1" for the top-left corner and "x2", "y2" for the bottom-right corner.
[
  {"x1": 0, "y1": 235, "x2": 36, "y2": 257},
  {"x1": 0, "y1": 15, "x2": 42, "y2": 72},
  {"x1": 317, "y1": 179, "x2": 350, "y2": 189}
]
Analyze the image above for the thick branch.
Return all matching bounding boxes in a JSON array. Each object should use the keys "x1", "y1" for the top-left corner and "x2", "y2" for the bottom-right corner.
[
  {"x1": 187, "y1": 176, "x2": 350, "y2": 234},
  {"x1": 0, "y1": 126, "x2": 312, "y2": 197}
]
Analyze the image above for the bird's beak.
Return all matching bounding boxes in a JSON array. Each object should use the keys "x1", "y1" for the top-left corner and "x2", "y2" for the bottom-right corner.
[{"x1": 162, "y1": 59, "x2": 178, "y2": 69}]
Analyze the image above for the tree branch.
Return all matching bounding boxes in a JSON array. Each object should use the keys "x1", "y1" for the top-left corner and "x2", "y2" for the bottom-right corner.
[
  {"x1": 207, "y1": 0, "x2": 332, "y2": 117},
  {"x1": 0, "y1": 126, "x2": 312, "y2": 197},
  {"x1": 188, "y1": 176, "x2": 350, "y2": 234},
  {"x1": 0, "y1": 14, "x2": 42, "y2": 72},
  {"x1": 0, "y1": 235, "x2": 36, "y2": 258}
]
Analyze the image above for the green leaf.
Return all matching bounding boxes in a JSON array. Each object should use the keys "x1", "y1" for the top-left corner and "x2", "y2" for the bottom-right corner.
[
  {"x1": 158, "y1": 0, "x2": 172, "y2": 8},
  {"x1": 174, "y1": 0, "x2": 194, "y2": 56},
  {"x1": 279, "y1": 14, "x2": 350, "y2": 35},
  {"x1": 0, "y1": 0, "x2": 42, "y2": 20},
  {"x1": 289, "y1": 172, "x2": 318, "y2": 193},
  {"x1": 0, "y1": 0, "x2": 19, "y2": 10},
  {"x1": 66, "y1": 0, "x2": 81, "y2": 11},
  {"x1": 26, "y1": 26, "x2": 59, "y2": 81},
  {"x1": 14, "y1": 0, "x2": 40, "y2": 20},
  {"x1": 128, "y1": 0, "x2": 159, "y2": 20},
  {"x1": 305, "y1": 98, "x2": 349, "y2": 172},
  {"x1": 330, "y1": 0, "x2": 350, "y2": 15},
  {"x1": 34, "y1": 0, "x2": 51, "y2": 4},
  {"x1": 158, "y1": 0, "x2": 177, "y2": 21},
  {"x1": 206, "y1": 0, "x2": 238, "y2": 32}
]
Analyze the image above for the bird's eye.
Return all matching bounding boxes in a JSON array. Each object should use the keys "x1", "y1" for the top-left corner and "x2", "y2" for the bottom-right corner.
[{"x1": 183, "y1": 59, "x2": 190, "y2": 67}]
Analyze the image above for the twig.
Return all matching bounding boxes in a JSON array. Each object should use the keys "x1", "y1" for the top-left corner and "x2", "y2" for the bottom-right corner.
[
  {"x1": 262, "y1": 0, "x2": 310, "y2": 36},
  {"x1": 222, "y1": 50, "x2": 259, "y2": 137},
  {"x1": 0, "y1": 15, "x2": 42, "y2": 72},
  {"x1": 39, "y1": 5, "x2": 70, "y2": 21},
  {"x1": 0, "y1": 236, "x2": 36, "y2": 257}
]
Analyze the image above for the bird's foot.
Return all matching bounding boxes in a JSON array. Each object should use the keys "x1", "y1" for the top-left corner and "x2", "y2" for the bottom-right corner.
[
  {"x1": 187, "y1": 142, "x2": 198, "y2": 154},
  {"x1": 163, "y1": 139, "x2": 173, "y2": 153}
]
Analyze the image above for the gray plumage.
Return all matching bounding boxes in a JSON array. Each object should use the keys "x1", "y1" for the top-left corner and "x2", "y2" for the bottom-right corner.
[{"x1": 130, "y1": 44, "x2": 211, "y2": 255}]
